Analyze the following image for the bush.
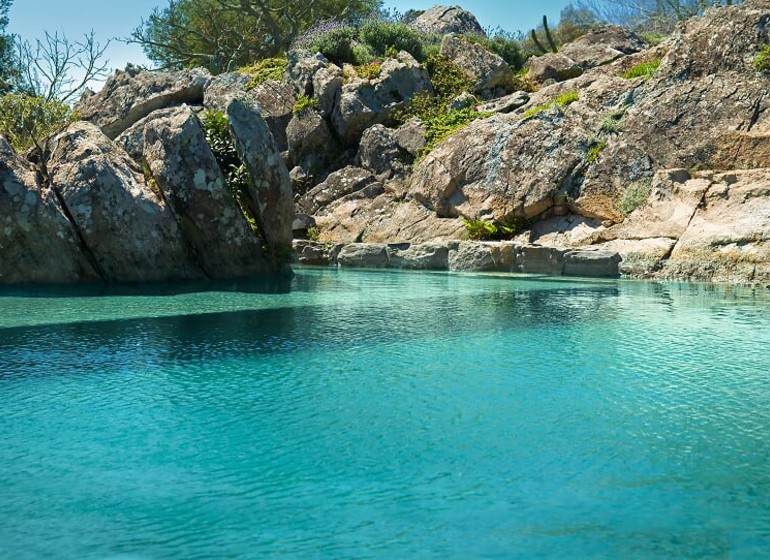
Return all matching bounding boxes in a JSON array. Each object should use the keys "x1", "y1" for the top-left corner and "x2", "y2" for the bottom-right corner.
[
  {"x1": 359, "y1": 20, "x2": 425, "y2": 61},
  {"x1": 307, "y1": 25, "x2": 357, "y2": 65},
  {"x1": 292, "y1": 94, "x2": 319, "y2": 115},
  {"x1": 621, "y1": 60, "x2": 661, "y2": 80},
  {"x1": 354, "y1": 61, "x2": 382, "y2": 80},
  {"x1": 0, "y1": 94, "x2": 78, "y2": 152},
  {"x1": 754, "y1": 45, "x2": 770, "y2": 72},
  {"x1": 619, "y1": 180, "x2": 652, "y2": 216},
  {"x1": 242, "y1": 57, "x2": 287, "y2": 90},
  {"x1": 462, "y1": 216, "x2": 524, "y2": 240},
  {"x1": 201, "y1": 109, "x2": 248, "y2": 198}
]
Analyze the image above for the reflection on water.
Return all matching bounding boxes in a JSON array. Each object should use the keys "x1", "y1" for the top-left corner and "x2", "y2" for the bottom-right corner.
[{"x1": 1, "y1": 268, "x2": 769, "y2": 559}]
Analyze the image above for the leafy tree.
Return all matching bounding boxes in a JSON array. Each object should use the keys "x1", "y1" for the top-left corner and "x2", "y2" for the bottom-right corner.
[
  {"x1": 0, "y1": 0, "x2": 17, "y2": 94},
  {"x1": 131, "y1": 0, "x2": 382, "y2": 73}
]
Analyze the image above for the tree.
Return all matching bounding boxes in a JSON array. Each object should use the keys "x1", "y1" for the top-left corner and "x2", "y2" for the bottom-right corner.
[
  {"x1": 13, "y1": 31, "x2": 111, "y2": 103},
  {"x1": 130, "y1": 0, "x2": 382, "y2": 73},
  {"x1": 0, "y1": 0, "x2": 17, "y2": 94}
]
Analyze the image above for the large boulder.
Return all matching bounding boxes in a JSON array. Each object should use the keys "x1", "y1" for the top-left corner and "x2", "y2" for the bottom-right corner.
[
  {"x1": 0, "y1": 137, "x2": 98, "y2": 284},
  {"x1": 312, "y1": 64, "x2": 344, "y2": 118},
  {"x1": 559, "y1": 26, "x2": 648, "y2": 70},
  {"x1": 205, "y1": 73, "x2": 296, "y2": 152},
  {"x1": 409, "y1": 6, "x2": 486, "y2": 37},
  {"x1": 142, "y1": 106, "x2": 269, "y2": 279},
  {"x1": 286, "y1": 109, "x2": 339, "y2": 169},
  {"x1": 298, "y1": 166, "x2": 377, "y2": 215},
  {"x1": 47, "y1": 122, "x2": 203, "y2": 283},
  {"x1": 440, "y1": 35, "x2": 513, "y2": 93},
  {"x1": 332, "y1": 51, "x2": 432, "y2": 144},
  {"x1": 227, "y1": 99, "x2": 294, "y2": 257},
  {"x1": 285, "y1": 50, "x2": 328, "y2": 96},
  {"x1": 75, "y1": 65, "x2": 211, "y2": 139},
  {"x1": 356, "y1": 124, "x2": 408, "y2": 179},
  {"x1": 528, "y1": 53, "x2": 583, "y2": 83}
]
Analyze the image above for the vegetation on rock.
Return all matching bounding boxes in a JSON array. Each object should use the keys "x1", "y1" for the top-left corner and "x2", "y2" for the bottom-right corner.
[
  {"x1": 523, "y1": 91, "x2": 579, "y2": 118},
  {"x1": 753, "y1": 45, "x2": 770, "y2": 72},
  {"x1": 242, "y1": 57, "x2": 288, "y2": 90},
  {"x1": 462, "y1": 217, "x2": 525, "y2": 241},
  {"x1": 0, "y1": 94, "x2": 79, "y2": 151},
  {"x1": 621, "y1": 59, "x2": 661, "y2": 79},
  {"x1": 292, "y1": 94, "x2": 319, "y2": 116},
  {"x1": 201, "y1": 109, "x2": 249, "y2": 198},
  {"x1": 619, "y1": 180, "x2": 652, "y2": 216}
]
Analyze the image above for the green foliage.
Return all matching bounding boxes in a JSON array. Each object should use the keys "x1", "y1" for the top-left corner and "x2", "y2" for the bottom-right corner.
[
  {"x1": 639, "y1": 32, "x2": 666, "y2": 46},
  {"x1": 307, "y1": 226, "x2": 321, "y2": 241},
  {"x1": 354, "y1": 61, "x2": 382, "y2": 80},
  {"x1": 754, "y1": 45, "x2": 770, "y2": 72},
  {"x1": 394, "y1": 54, "x2": 488, "y2": 157},
  {"x1": 460, "y1": 34, "x2": 525, "y2": 71},
  {"x1": 621, "y1": 59, "x2": 661, "y2": 79},
  {"x1": 308, "y1": 25, "x2": 357, "y2": 65},
  {"x1": 201, "y1": 109, "x2": 249, "y2": 197},
  {"x1": 462, "y1": 216, "x2": 524, "y2": 240},
  {"x1": 132, "y1": 0, "x2": 381, "y2": 72},
  {"x1": 423, "y1": 107, "x2": 491, "y2": 155},
  {"x1": 598, "y1": 108, "x2": 625, "y2": 135},
  {"x1": 0, "y1": 94, "x2": 78, "y2": 152},
  {"x1": 523, "y1": 90, "x2": 579, "y2": 118},
  {"x1": 619, "y1": 180, "x2": 652, "y2": 216},
  {"x1": 358, "y1": 20, "x2": 425, "y2": 61},
  {"x1": 242, "y1": 57, "x2": 287, "y2": 90},
  {"x1": 586, "y1": 139, "x2": 607, "y2": 164},
  {"x1": 0, "y1": 0, "x2": 16, "y2": 95},
  {"x1": 292, "y1": 94, "x2": 319, "y2": 115}
]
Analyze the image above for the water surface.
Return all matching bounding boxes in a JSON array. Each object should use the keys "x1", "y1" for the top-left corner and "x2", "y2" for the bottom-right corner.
[{"x1": 1, "y1": 269, "x2": 769, "y2": 559}]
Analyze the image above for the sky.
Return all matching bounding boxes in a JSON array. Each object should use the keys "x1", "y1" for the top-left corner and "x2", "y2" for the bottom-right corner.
[{"x1": 7, "y1": 0, "x2": 578, "y2": 78}]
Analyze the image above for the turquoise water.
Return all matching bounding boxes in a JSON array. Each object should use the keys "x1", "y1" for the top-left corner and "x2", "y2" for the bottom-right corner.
[{"x1": 1, "y1": 269, "x2": 770, "y2": 559}]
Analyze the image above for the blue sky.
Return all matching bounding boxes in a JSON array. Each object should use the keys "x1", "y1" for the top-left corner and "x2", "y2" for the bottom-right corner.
[{"x1": 8, "y1": 0, "x2": 577, "y2": 74}]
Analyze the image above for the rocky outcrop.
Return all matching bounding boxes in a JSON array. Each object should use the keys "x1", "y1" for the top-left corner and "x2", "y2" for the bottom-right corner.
[
  {"x1": 0, "y1": 137, "x2": 98, "y2": 284},
  {"x1": 356, "y1": 125, "x2": 408, "y2": 179},
  {"x1": 47, "y1": 122, "x2": 203, "y2": 283},
  {"x1": 559, "y1": 26, "x2": 647, "y2": 70},
  {"x1": 409, "y1": 6, "x2": 486, "y2": 37},
  {"x1": 440, "y1": 35, "x2": 513, "y2": 93},
  {"x1": 331, "y1": 51, "x2": 432, "y2": 144},
  {"x1": 286, "y1": 109, "x2": 339, "y2": 169},
  {"x1": 76, "y1": 65, "x2": 211, "y2": 139},
  {"x1": 528, "y1": 53, "x2": 583, "y2": 83},
  {"x1": 142, "y1": 107, "x2": 269, "y2": 279},
  {"x1": 298, "y1": 166, "x2": 377, "y2": 215}
]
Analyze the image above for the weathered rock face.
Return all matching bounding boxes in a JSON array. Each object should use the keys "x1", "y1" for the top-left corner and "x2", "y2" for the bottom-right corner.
[
  {"x1": 393, "y1": 119, "x2": 427, "y2": 157},
  {"x1": 227, "y1": 99, "x2": 294, "y2": 256},
  {"x1": 285, "y1": 50, "x2": 328, "y2": 96},
  {"x1": 0, "y1": 137, "x2": 98, "y2": 284},
  {"x1": 440, "y1": 35, "x2": 513, "y2": 93},
  {"x1": 142, "y1": 106, "x2": 268, "y2": 279},
  {"x1": 286, "y1": 110, "x2": 338, "y2": 169},
  {"x1": 298, "y1": 166, "x2": 377, "y2": 215},
  {"x1": 528, "y1": 53, "x2": 583, "y2": 83},
  {"x1": 205, "y1": 74, "x2": 296, "y2": 152},
  {"x1": 47, "y1": 122, "x2": 202, "y2": 283},
  {"x1": 356, "y1": 125, "x2": 408, "y2": 179},
  {"x1": 76, "y1": 66, "x2": 211, "y2": 139},
  {"x1": 559, "y1": 26, "x2": 647, "y2": 70},
  {"x1": 331, "y1": 51, "x2": 432, "y2": 145},
  {"x1": 410, "y1": 5, "x2": 486, "y2": 37},
  {"x1": 477, "y1": 91, "x2": 530, "y2": 114}
]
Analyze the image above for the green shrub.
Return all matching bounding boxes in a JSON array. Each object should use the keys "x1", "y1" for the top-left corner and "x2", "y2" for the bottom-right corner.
[
  {"x1": 242, "y1": 57, "x2": 287, "y2": 90},
  {"x1": 462, "y1": 216, "x2": 524, "y2": 240},
  {"x1": 423, "y1": 107, "x2": 491, "y2": 155},
  {"x1": 461, "y1": 34, "x2": 525, "y2": 71},
  {"x1": 619, "y1": 180, "x2": 652, "y2": 216},
  {"x1": 425, "y1": 54, "x2": 474, "y2": 101},
  {"x1": 586, "y1": 139, "x2": 606, "y2": 164},
  {"x1": 621, "y1": 59, "x2": 661, "y2": 79},
  {"x1": 598, "y1": 108, "x2": 625, "y2": 135},
  {"x1": 0, "y1": 94, "x2": 79, "y2": 152},
  {"x1": 639, "y1": 32, "x2": 666, "y2": 46},
  {"x1": 523, "y1": 90, "x2": 579, "y2": 118},
  {"x1": 359, "y1": 20, "x2": 425, "y2": 61},
  {"x1": 292, "y1": 94, "x2": 319, "y2": 115},
  {"x1": 354, "y1": 61, "x2": 382, "y2": 80},
  {"x1": 308, "y1": 26, "x2": 357, "y2": 65},
  {"x1": 201, "y1": 109, "x2": 248, "y2": 197},
  {"x1": 754, "y1": 45, "x2": 770, "y2": 72}
]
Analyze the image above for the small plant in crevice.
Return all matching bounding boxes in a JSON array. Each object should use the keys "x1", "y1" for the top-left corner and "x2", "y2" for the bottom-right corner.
[
  {"x1": 354, "y1": 60, "x2": 382, "y2": 80},
  {"x1": 586, "y1": 138, "x2": 607, "y2": 165},
  {"x1": 522, "y1": 90, "x2": 579, "y2": 119},
  {"x1": 621, "y1": 59, "x2": 661, "y2": 80},
  {"x1": 619, "y1": 179, "x2": 652, "y2": 216},
  {"x1": 292, "y1": 94, "x2": 319, "y2": 116},
  {"x1": 754, "y1": 44, "x2": 770, "y2": 72},
  {"x1": 140, "y1": 160, "x2": 164, "y2": 199},
  {"x1": 307, "y1": 226, "x2": 321, "y2": 241},
  {"x1": 422, "y1": 107, "x2": 491, "y2": 157},
  {"x1": 242, "y1": 57, "x2": 287, "y2": 90},
  {"x1": 201, "y1": 109, "x2": 250, "y2": 198},
  {"x1": 598, "y1": 108, "x2": 626, "y2": 135}
]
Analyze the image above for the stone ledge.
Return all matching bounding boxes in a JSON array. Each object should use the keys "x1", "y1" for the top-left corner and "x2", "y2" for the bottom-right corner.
[{"x1": 292, "y1": 240, "x2": 621, "y2": 278}]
